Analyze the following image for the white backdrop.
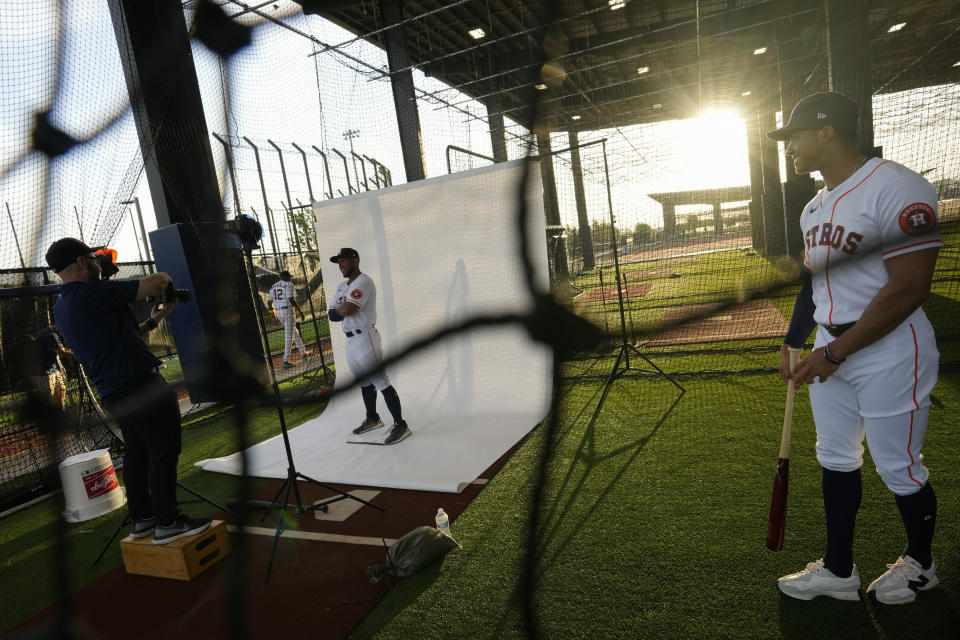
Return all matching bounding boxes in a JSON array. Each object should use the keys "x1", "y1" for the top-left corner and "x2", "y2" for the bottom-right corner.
[{"x1": 196, "y1": 160, "x2": 553, "y2": 492}]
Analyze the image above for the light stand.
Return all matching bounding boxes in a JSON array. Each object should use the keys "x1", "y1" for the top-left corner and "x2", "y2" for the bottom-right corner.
[
  {"x1": 594, "y1": 139, "x2": 685, "y2": 408},
  {"x1": 282, "y1": 203, "x2": 335, "y2": 388},
  {"x1": 547, "y1": 225, "x2": 583, "y2": 299},
  {"x1": 236, "y1": 243, "x2": 383, "y2": 583}
]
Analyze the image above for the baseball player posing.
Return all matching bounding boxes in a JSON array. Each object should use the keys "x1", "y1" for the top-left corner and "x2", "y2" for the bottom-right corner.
[
  {"x1": 327, "y1": 247, "x2": 411, "y2": 445},
  {"x1": 267, "y1": 270, "x2": 312, "y2": 369},
  {"x1": 770, "y1": 92, "x2": 942, "y2": 604}
]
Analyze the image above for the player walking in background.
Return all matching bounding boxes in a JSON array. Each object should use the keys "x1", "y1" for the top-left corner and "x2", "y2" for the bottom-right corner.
[
  {"x1": 46, "y1": 237, "x2": 211, "y2": 545},
  {"x1": 769, "y1": 92, "x2": 942, "y2": 604},
  {"x1": 327, "y1": 247, "x2": 411, "y2": 445},
  {"x1": 30, "y1": 325, "x2": 72, "y2": 411},
  {"x1": 267, "y1": 270, "x2": 312, "y2": 369}
]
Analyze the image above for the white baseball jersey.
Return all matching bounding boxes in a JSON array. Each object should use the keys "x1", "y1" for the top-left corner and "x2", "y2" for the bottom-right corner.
[
  {"x1": 332, "y1": 273, "x2": 389, "y2": 390},
  {"x1": 801, "y1": 157, "x2": 942, "y2": 326},
  {"x1": 333, "y1": 273, "x2": 377, "y2": 332},
  {"x1": 268, "y1": 280, "x2": 297, "y2": 313},
  {"x1": 800, "y1": 157, "x2": 941, "y2": 495},
  {"x1": 268, "y1": 279, "x2": 307, "y2": 361}
]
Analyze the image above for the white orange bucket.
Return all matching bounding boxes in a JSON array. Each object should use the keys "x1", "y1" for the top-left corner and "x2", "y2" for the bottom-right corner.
[{"x1": 58, "y1": 449, "x2": 126, "y2": 523}]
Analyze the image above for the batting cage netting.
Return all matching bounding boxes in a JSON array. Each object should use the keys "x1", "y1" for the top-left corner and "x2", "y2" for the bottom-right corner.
[{"x1": 1, "y1": 0, "x2": 959, "y2": 638}]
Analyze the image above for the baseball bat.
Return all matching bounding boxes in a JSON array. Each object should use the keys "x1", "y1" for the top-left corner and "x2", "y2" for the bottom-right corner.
[{"x1": 765, "y1": 346, "x2": 801, "y2": 552}]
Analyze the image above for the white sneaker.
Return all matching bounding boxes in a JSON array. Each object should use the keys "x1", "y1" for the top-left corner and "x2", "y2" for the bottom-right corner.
[
  {"x1": 777, "y1": 558, "x2": 861, "y2": 601},
  {"x1": 866, "y1": 556, "x2": 938, "y2": 604}
]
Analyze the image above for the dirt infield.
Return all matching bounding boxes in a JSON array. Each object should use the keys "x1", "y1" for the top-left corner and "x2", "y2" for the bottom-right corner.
[
  {"x1": 621, "y1": 234, "x2": 752, "y2": 264},
  {"x1": 574, "y1": 282, "x2": 653, "y2": 304},
  {"x1": 646, "y1": 298, "x2": 788, "y2": 346},
  {"x1": 628, "y1": 268, "x2": 674, "y2": 280}
]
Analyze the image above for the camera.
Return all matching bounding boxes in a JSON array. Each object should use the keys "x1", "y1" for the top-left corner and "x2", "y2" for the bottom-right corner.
[
  {"x1": 145, "y1": 282, "x2": 192, "y2": 304},
  {"x1": 94, "y1": 248, "x2": 119, "y2": 280},
  {"x1": 224, "y1": 213, "x2": 264, "y2": 253}
]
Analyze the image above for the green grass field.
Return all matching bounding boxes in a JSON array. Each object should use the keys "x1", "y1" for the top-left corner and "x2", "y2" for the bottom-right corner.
[
  {"x1": 0, "y1": 376, "x2": 328, "y2": 632},
  {"x1": 349, "y1": 369, "x2": 960, "y2": 639},
  {"x1": 2, "y1": 365, "x2": 957, "y2": 638},
  {"x1": 263, "y1": 314, "x2": 330, "y2": 353},
  {"x1": 2, "y1": 236, "x2": 958, "y2": 637}
]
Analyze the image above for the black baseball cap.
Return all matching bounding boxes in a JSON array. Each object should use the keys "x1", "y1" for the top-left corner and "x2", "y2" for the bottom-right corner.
[
  {"x1": 329, "y1": 247, "x2": 359, "y2": 263},
  {"x1": 279, "y1": 270, "x2": 292, "y2": 280},
  {"x1": 45, "y1": 237, "x2": 96, "y2": 273},
  {"x1": 766, "y1": 91, "x2": 859, "y2": 141}
]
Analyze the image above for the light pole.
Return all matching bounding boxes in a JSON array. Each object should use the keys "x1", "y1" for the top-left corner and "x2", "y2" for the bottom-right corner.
[
  {"x1": 343, "y1": 128, "x2": 361, "y2": 192},
  {"x1": 121, "y1": 197, "x2": 151, "y2": 263}
]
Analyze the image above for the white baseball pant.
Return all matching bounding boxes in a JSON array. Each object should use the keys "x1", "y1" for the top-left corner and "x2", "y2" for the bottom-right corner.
[
  {"x1": 809, "y1": 311, "x2": 938, "y2": 495},
  {"x1": 345, "y1": 327, "x2": 390, "y2": 390},
  {"x1": 278, "y1": 309, "x2": 306, "y2": 361}
]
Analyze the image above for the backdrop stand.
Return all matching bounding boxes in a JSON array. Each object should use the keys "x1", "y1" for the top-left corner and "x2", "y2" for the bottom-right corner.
[
  {"x1": 547, "y1": 225, "x2": 582, "y2": 300},
  {"x1": 594, "y1": 139, "x2": 685, "y2": 409},
  {"x1": 233, "y1": 243, "x2": 384, "y2": 583},
  {"x1": 283, "y1": 202, "x2": 335, "y2": 390}
]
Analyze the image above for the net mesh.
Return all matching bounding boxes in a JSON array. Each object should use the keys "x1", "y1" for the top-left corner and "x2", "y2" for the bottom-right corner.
[{"x1": 1, "y1": 0, "x2": 958, "y2": 635}]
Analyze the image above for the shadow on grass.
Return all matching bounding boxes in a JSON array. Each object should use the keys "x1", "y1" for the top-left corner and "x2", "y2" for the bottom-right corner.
[
  {"x1": 777, "y1": 588, "x2": 960, "y2": 640},
  {"x1": 777, "y1": 593, "x2": 877, "y2": 640},
  {"x1": 533, "y1": 366, "x2": 685, "y2": 574},
  {"x1": 867, "y1": 589, "x2": 960, "y2": 639},
  {"x1": 351, "y1": 559, "x2": 447, "y2": 635}
]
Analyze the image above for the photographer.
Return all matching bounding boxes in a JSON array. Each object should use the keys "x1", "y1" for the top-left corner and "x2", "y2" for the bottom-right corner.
[{"x1": 46, "y1": 237, "x2": 210, "y2": 545}]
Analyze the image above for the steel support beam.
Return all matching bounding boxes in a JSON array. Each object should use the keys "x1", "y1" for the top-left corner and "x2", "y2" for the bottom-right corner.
[
  {"x1": 108, "y1": 0, "x2": 222, "y2": 227},
  {"x1": 380, "y1": 0, "x2": 427, "y2": 182}
]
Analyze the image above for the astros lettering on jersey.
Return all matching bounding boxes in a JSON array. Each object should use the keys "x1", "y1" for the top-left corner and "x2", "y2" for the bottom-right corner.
[
  {"x1": 335, "y1": 273, "x2": 391, "y2": 390},
  {"x1": 801, "y1": 157, "x2": 942, "y2": 327},
  {"x1": 334, "y1": 273, "x2": 377, "y2": 332}
]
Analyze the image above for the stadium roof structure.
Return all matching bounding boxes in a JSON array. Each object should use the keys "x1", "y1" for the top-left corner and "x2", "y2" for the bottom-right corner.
[{"x1": 299, "y1": 0, "x2": 960, "y2": 132}]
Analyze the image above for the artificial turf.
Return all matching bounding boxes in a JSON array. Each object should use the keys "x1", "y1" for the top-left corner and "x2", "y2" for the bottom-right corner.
[
  {"x1": 0, "y1": 377, "x2": 329, "y2": 633},
  {"x1": 3, "y1": 237, "x2": 958, "y2": 638},
  {"x1": 350, "y1": 368, "x2": 960, "y2": 639}
]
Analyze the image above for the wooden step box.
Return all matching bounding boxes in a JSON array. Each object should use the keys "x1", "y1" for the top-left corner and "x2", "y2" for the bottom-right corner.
[{"x1": 120, "y1": 519, "x2": 230, "y2": 581}]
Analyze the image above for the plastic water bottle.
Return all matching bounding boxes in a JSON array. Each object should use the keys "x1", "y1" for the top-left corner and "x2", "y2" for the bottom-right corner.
[{"x1": 435, "y1": 508, "x2": 450, "y2": 536}]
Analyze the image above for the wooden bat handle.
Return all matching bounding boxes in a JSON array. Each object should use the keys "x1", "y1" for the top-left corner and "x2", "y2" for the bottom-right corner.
[{"x1": 779, "y1": 347, "x2": 802, "y2": 459}]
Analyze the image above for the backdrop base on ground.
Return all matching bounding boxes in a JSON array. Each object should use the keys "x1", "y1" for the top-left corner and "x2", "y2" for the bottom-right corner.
[{"x1": 197, "y1": 161, "x2": 552, "y2": 493}]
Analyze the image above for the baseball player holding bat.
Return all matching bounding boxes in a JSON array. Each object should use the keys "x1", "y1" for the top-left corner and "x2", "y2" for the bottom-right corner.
[
  {"x1": 267, "y1": 270, "x2": 313, "y2": 369},
  {"x1": 327, "y1": 248, "x2": 411, "y2": 445},
  {"x1": 769, "y1": 92, "x2": 942, "y2": 604}
]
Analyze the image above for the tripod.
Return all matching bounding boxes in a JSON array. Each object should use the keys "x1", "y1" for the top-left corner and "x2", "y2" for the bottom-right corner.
[
  {"x1": 236, "y1": 245, "x2": 383, "y2": 583},
  {"x1": 283, "y1": 202, "x2": 335, "y2": 390},
  {"x1": 547, "y1": 226, "x2": 583, "y2": 300},
  {"x1": 594, "y1": 139, "x2": 685, "y2": 410},
  {"x1": 79, "y1": 366, "x2": 234, "y2": 567},
  {"x1": 91, "y1": 483, "x2": 232, "y2": 567}
]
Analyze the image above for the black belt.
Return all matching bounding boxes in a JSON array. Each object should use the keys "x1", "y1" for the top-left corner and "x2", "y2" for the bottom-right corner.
[
  {"x1": 345, "y1": 329, "x2": 364, "y2": 337},
  {"x1": 823, "y1": 322, "x2": 856, "y2": 337}
]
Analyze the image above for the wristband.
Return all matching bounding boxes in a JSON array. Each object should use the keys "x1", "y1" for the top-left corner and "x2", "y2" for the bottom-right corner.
[
  {"x1": 823, "y1": 342, "x2": 845, "y2": 365},
  {"x1": 143, "y1": 318, "x2": 158, "y2": 331}
]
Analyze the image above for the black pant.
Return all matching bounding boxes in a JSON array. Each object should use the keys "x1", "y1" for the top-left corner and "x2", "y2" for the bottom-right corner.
[{"x1": 101, "y1": 373, "x2": 181, "y2": 524}]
